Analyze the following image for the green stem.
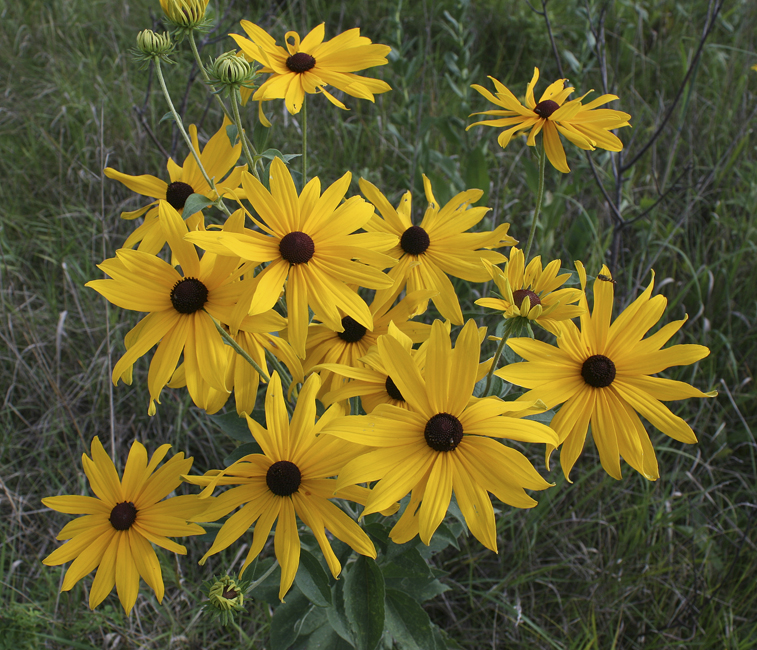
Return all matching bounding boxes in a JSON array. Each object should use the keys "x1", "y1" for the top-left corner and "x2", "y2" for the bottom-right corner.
[
  {"x1": 188, "y1": 31, "x2": 233, "y2": 122},
  {"x1": 249, "y1": 560, "x2": 279, "y2": 590},
  {"x1": 188, "y1": 33, "x2": 262, "y2": 181},
  {"x1": 301, "y1": 97, "x2": 308, "y2": 184},
  {"x1": 523, "y1": 135, "x2": 547, "y2": 260},
  {"x1": 155, "y1": 60, "x2": 216, "y2": 193},
  {"x1": 483, "y1": 319, "x2": 515, "y2": 397},
  {"x1": 230, "y1": 89, "x2": 259, "y2": 180},
  {"x1": 208, "y1": 313, "x2": 270, "y2": 381}
]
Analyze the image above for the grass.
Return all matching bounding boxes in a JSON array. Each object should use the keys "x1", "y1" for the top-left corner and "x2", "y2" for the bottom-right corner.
[{"x1": 1, "y1": 0, "x2": 756, "y2": 647}]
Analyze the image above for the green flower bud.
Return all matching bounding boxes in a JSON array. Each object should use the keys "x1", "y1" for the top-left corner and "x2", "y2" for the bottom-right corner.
[
  {"x1": 136, "y1": 29, "x2": 173, "y2": 57},
  {"x1": 209, "y1": 51, "x2": 254, "y2": 87},
  {"x1": 208, "y1": 575, "x2": 245, "y2": 612}
]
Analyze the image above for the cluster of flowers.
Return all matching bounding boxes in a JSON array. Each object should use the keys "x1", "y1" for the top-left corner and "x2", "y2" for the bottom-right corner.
[{"x1": 43, "y1": 3, "x2": 715, "y2": 617}]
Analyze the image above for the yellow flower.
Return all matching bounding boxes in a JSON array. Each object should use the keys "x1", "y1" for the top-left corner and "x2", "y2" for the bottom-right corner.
[
  {"x1": 476, "y1": 248, "x2": 584, "y2": 335},
  {"x1": 323, "y1": 320, "x2": 557, "y2": 551},
  {"x1": 86, "y1": 203, "x2": 247, "y2": 414},
  {"x1": 304, "y1": 289, "x2": 434, "y2": 399},
  {"x1": 186, "y1": 158, "x2": 397, "y2": 358},
  {"x1": 168, "y1": 309, "x2": 304, "y2": 416},
  {"x1": 360, "y1": 175, "x2": 515, "y2": 325},
  {"x1": 186, "y1": 372, "x2": 380, "y2": 601},
  {"x1": 497, "y1": 263, "x2": 717, "y2": 481},
  {"x1": 105, "y1": 118, "x2": 246, "y2": 254},
  {"x1": 231, "y1": 22, "x2": 391, "y2": 114},
  {"x1": 42, "y1": 437, "x2": 205, "y2": 615},
  {"x1": 468, "y1": 68, "x2": 631, "y2": 173}
]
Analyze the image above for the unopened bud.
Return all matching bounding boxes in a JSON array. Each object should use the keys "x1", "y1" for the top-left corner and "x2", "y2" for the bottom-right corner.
[
  {"x1": 210, "y1": 51, "x2": 253, "y2": 86},
  {"x1": 160, "y1": 0, "x2": 209, "y2": 29},
  {"x1": 136, "y1": 29, "x2": 173, "y2": 57}
]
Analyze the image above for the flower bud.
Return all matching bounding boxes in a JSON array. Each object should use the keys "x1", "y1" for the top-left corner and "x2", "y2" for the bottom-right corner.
[
  {"x1": 210, "y1": 51, "x2": 253, "y2": 86},
  {"x1": 136, "y1": 29, "x2": 173, "y2": 57},
  {"x1": 160, "y1": 0, "x2": 209, "y2": 30},
  {"x1": 204, "y1": 574, "x2": 249, "y2": 627}
]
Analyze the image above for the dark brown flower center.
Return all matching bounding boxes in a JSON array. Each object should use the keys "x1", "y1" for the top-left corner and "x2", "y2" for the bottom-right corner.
[
  {"x1": 170, "y1": 277, "x2": 209, "y2": 314},
  {"x1": 400, "y1": 225, "x2": 430, "y2": 256},
  {"x1": 286, "y1": 52, "x2": 316, "y2": 73},
  {"x1": 109, "y1": 501, "x2": 137, "y2": 531},
  {"x1": 221, "y1": 588, "x2": 239, "y2": 600},
  {"x1": 385, "y1": 376, "x2": 405, "y2": 402},
  {"x1": 581, "y1": 354, "x2": 616, "y2": 388},
  {"x1": 165, "y1": 181, "x2": 195, "y2": 210},
  {"x1": 279, "y1": 231, "x2": 315, "y2": 265},
  {"x1": 337, "y1": 316, "x2": 367, "y2": 343},
  {"x1": 424, "y1": 413, "x2": 463, "y2": 452},
  {"x1": 533, "y1": 99, "x2": 560, "y2": 119},
  {"x1": 512, "y1": 289, "x2": 541, "y2": 308},
  {"x1": 266, "y1": 460, "x2": 301, "y2": 496}
]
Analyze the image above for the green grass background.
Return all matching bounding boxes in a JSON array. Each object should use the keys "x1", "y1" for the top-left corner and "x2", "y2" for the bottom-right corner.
[{"x1": 1, "y1": 0, "x2": 755, "y2": 647}]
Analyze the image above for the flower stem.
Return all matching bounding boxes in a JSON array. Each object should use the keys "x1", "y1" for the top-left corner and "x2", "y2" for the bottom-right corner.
[
  {"x1": 249, "y1": 560, "x2": 279, "y2": 590},
  {"x1": 483, "y1": 319, "x2": 515, "y2": 397},
  {"x1": 523, "y1": 135, "x2": 547, "y2": 260},
  {"x1": 301, "y1": 97, "x2": 308, "y2": 184},
  {"x1": 188, "y1": 31, "x2": 261, "y2": 181},
  {"x1": 155, "y1": 60, "x2": 216, "y2": 193},
  {"x1": 230, "y1": 89, "x2": 259, "y2": 179},
  {"x1": 207, "y1": 313, "x2": 270, "y2": 381}
]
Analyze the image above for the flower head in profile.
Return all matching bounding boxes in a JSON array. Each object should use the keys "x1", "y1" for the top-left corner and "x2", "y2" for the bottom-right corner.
[
  {"x1": 476, "y1": 248, "x2": 584, "y2": 335},
  {"x1": 361, "y1": 176, "x2": 516, "y2": 325},
  {"x1": 105, "y1": 118, "x2": 245, "y2": 254},
  {"x1": 86, "y1": 204, "x2": 247, "y2": 414},
  {"x1": 186, "y1": 158, "x2": 398, "y2": 358},
  {"x1": 231, "y1": 22, "x2": 391, "y2": 115},
  {"x1": 42, "y1": 437, "x2": 205, "y2": 614},
  {"x1": 497, "y1": 264, "x2": 717, "y2": 481},
  {"x1": 160, "y1": 0, "x2": 209, "y2": 31},
  {"x1": 323, "y1": 320, "x2": 557, "y2": 551},
  {"x1": 468, "y1": 68, "x2": 631, "y2": 173},
  {"x1": 167, "y1": 308, "x2": 304, "y2": 416},
  {"x1": 186, "y1": 372, "x2": 380, "y2": 601}
]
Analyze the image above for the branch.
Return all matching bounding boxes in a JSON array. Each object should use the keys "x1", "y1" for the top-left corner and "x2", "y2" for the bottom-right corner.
[{"x1": 620, "y1": 0, "x2": 725, "y2": 173}]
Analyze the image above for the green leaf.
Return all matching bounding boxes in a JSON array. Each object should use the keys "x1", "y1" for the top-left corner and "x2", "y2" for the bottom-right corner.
[
  {"x1": 295, "y1": 549, "x2": 332, "y2": 607},
  {"x1": 210, "y1": 411, "x2": 252, "y2": 442},
  {"x1": 384, "y1": 588, "x2": 435, "y2": 650},
  {"x1": 270, "y1": 589, "x2": 313, "y2": 650},
  {"x1": 260, "y1": 148, "x2": 302, "y2": 163},
  {"x1": 382, "y1": 548, "x2": 450, "y2": 603},
  {"x1": 463, "y1": 146, "x2": 490, "y2": 206},
  {"x1": 226, "y1": 123, "x2": 239, "y2": 146},
  {"x1": 344, "y1": 556, "x2": 385, "y2": 650},
  {"x1": 182, "y1": 193, "x2": 215, "y2": 217},
  {"x1": 159, "y1": 111, "x2": 176, "y2": 124},
  {"x1": 327, "y1": 577, "x2": 355, "y2": 646},
  {"x1": 222, "y1": 441, "x2": 263, "y2": 466}
]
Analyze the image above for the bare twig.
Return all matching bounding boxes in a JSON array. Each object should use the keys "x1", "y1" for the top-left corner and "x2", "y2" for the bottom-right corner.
[{"x1": 620, "y1": 0, "x2": 725, "y2": 173}]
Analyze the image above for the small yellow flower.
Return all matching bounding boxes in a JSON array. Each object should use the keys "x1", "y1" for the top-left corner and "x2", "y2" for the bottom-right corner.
[
  {"x1": 231, "y1": 22, "x2": 391, "y2": 114},
  {"x1": 323, "y1": 320, "x2": 557, "y2": 551},
  {"x1": 42, "y1": 437, "x2": 205, "y2": 615},
  {"x1": 361, "y1": 175, "x2": 515, "y2": 325},
  {"x1": 476, "y1": 248, "x2": 584, "y2": 335},
  {"x1": 105, "y1": 118, "x2": 246, "y2": 255},
  {"x1": 186, "y1": 372, "x2": 382, "y2": 601},
  {"x1": 497, "y1": 263, "x2": 717, "y2": 481},
  {"x1": 468, "y1": 68, "x2": 631, "y2": 173}
]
